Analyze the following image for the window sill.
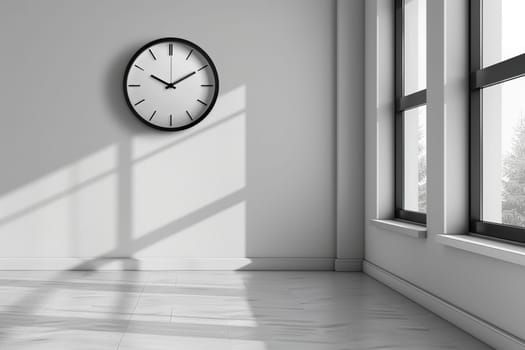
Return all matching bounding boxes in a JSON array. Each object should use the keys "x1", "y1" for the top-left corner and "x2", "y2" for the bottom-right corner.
[
  {"x1": 370, "y1": 219, "x2": 427, "y2": 239},
  {"x1": 436, "y1": 234, "x2": 525, "y2": 267}
]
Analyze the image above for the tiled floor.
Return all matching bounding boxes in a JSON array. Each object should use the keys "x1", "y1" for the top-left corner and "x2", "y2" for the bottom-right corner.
[{"x1": 0, "y1": 271, "x2": 491, "y2": 349}]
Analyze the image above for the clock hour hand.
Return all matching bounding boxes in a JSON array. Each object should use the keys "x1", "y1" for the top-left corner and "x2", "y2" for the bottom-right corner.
[
  {"x1": 166, "y1": 71, "x2": 196, "y2": 89},
  {"x1": 150, "y1": 74, "x2": 173, "y2": 88}
]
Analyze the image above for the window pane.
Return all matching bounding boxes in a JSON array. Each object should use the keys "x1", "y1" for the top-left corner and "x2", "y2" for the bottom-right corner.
[
  {"x1": 404, "y1": 0, "x2": 426, "y2": 95},
  {"x1": 403, "y1": 106, "x2": 427, "y2": 213},
  {"x1": 483, "y1": 0, "x2": 525, "y2": 67},
  {"x1": 482, "y1": 76, "x2": 525, "y2": 227}
]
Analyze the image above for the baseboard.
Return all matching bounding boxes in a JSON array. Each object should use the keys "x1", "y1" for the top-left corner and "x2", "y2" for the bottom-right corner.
[
  {"x1": 0, "y1": 257, "x2": 335, "y2": 271},
  {"x1": 363, "y1": 260, "x2": 525, "y2": 350},
  {"x1": 334, "y1": 258, "x2": 362, "y2": 271}
]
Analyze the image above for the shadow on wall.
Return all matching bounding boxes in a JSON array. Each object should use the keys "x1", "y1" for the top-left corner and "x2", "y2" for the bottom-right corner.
[
  {"x1": 0, "y1": 0, "x2": 335, "y2": 262},
  {"x1": 0, "y1": 81, "x2": 248, "y2": 261},
  {"x1": 0, "y1": 18, "x2": 252, "y2": 263}
]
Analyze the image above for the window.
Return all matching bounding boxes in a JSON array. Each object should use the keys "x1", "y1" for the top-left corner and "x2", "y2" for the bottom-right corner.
[
  {"x1": 395, "y1": 0, "x2": 427, "y2": 224},
  {"x1": 471, "y1": 0, "x2": 525, "y2": 244}
]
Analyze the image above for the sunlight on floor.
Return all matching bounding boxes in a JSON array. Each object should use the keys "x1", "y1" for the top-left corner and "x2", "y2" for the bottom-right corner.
[{"x1": 0, "y1": 271, "x2": 490, "y2": 350}]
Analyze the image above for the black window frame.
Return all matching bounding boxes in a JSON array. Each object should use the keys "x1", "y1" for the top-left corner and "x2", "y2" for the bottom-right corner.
[
  {"x1": 470, "y1": 0, "x2": 525, "y2": 244},
  {"x1": 395, "y1": 0, "x2": 427, "y2": 225}
]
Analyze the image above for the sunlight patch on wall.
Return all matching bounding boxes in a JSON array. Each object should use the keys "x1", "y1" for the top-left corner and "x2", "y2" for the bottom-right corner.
[
  {"x1": 134, "y1": 201, "x2": 246, "y2": 258},
  {"x1": 131, "y1": 86, "x2": 247, "y2": 257},
  {"x1": 0, "y1": 145, "x2": 118, "y2": 257},
  {"x1": 0, "y1": 86, "x2": 247, "y2": 259}
]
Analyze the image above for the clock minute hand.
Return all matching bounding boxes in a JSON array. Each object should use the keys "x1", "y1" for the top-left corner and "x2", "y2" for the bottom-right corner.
[
  {"x1": 150, "y1": 74, "x2": 172, "y2": 88},
  {"x1": 166, "y1": 71, "x2": 196, "y2": 89}
]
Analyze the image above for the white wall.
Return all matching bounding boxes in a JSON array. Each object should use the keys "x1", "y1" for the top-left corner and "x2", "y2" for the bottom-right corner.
[
  {"x1": 336, "y1": 0, "x2": 365, "y2": 271},
  {"x1": 365, "y1": 0, "x2": 525, "y2": 344},
  {"x1": 0, "y1": 0, "x2": 357, "y2": 266}
]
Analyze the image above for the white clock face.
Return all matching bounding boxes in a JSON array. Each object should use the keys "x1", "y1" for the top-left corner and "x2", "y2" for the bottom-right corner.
[{"x1": 124, "y1": 38, "x2": 219, "y2": 131}]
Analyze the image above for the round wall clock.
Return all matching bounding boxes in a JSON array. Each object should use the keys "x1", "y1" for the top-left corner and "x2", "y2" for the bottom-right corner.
[{"x1": 123, "y1": 38, "x2": 219, "y2": 131}]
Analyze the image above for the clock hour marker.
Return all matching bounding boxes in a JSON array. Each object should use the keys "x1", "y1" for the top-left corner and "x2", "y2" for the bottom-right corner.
[
  {"x1": 134, "y1": 99, "x2": 145, "y2": 106},
  {"x1": 200, "y1": 84, "x2": 213, "y2": 87},
  {"x1": 197, "y1": 99, "x2": 207, "y2": 106},
  {"x1": 170, "y1": 114, "x2": 173, "y2": 126},
  {"x1": 169, "y1": 44, "x2": 173, "y2": 56},
  {"x1": 149, "y1": 110, "x2": 156, "y2": 121},
  {"x1": 197, "y1": 64, "x2": 208, "y2": 72},
  {"x1": 185, "y1": 49, "x2": 193, "y2": 60},
  {"x1": 134, "y1": 64, "x2": 144, "y2": 71},
  {"x1": 128, "y1": 84, "x2": 141, "y2": 87},
  {"x1": 148, "y1": 49, "x2": 157, "y2": 60},
  {"x1": 186, "y1": 110, "x2": 193, "y2": 120}
]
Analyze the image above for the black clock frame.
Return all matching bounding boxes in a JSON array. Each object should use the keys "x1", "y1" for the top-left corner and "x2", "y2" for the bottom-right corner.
[{"x1": 123, "y1": 37, "x2": 220, "y2": 131}]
